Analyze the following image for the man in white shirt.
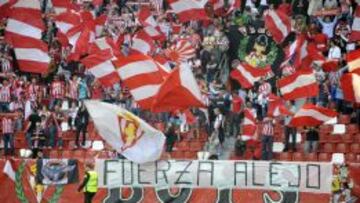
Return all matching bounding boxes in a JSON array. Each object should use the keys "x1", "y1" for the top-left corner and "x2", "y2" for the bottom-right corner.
[{"x1": 328, "y1": 40, "x2": 342, "y2": 60}]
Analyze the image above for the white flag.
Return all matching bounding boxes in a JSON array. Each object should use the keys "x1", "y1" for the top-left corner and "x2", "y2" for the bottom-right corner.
[
  {"x1": 85, "y1": 101, "x2": 166, "y2": 163},
  {"x1": 3, "y1": 159, "x2": 16, "y2": 181}
]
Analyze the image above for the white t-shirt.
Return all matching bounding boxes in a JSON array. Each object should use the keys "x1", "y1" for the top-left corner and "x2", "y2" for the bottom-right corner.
[{"x1": 328, "y1": 46, "x2": 342, "y2": 59}]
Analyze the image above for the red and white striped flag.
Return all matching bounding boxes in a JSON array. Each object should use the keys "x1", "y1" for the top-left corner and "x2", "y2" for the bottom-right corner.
[
  {"x1": 5, "y1": 0, "x2": 45, "y2": 41},
  {"x1": 267, "y1": 94, "x2": 293, "y2": 117},
  {"x1": 346, "y1": 49, "x2": 360, "y2": 74},
  {"x1": 113, "y1": 54, "x2": 164, "y2": 109},
  {"x1": 282, "y1": 34, "x2": 306, "y2": 67},
  {"x1": 290, "y1": 104, "x2": 338, "y2": 127},
  {"x1": 165, "y1": 39, "x2": 196, "y2": 64},
  {"x1": 11, "y1": 35, "x2": 50, "y2": 74},
  {"x1": 340, "y1": 73, "x2": 360, "y2": 104},
  {"x1": 0, "y1": 0, "x2": 16, "y2": 20},
  {"x1": 81, "y1": 49, "x2": 120, "y2": 87},
  {"x1": 242, "y1": 108, "x2": 257, "y2": 137},
  {"x1": 322, "y1": 59, "x2": 339, "y2": 72},
  {"x1": 278, "y1": 69, "x2": 319, "y2": 100},
  {"x1": 55, "y1": 11, "x2": 81, "y2": 34},
  {"x1": 51, "y1": 0, "x2": 78, "y2": 14},
  {"x1": 152, "y1": 63, "x2": 205, "y2": 112},
  {"x1": 89, "y1": 37, "x2": 122, "y2": 57},
  {"x1": 230, "y1": 63, "x2": 272, "y2": 89},
  {"x1": 350, "y1": 5, "x2": 360, "y2": 42},
  {"x1": 168, "y1": 0, "x2": 209, "y2": 22},
  {"x1": 130, "y1": 31, "x2": 155, "y2": 55},
  {"x1": 212, "y1": 0, "x2": 225, "y2": 15},
  {"x1": 138, "y1": 6, "x2": 158, "y2": 27},
  {"x1": 153, "y1": 55, "x2": 172, "y2": 78},
  {"x1": 264, "y1": 8, "x2": 291, "y2": 44},
  {"x1": 143, "y1": 26, "x2": 166, "y2": 42}
]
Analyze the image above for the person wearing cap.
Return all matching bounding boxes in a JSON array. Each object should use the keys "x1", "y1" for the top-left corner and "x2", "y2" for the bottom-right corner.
[
  {"x1": 78, "y1": 162, "x2": 98, "y2": 203},
  {"x1": 261, "y1": 117, "x2": 274, "y2": 160}
]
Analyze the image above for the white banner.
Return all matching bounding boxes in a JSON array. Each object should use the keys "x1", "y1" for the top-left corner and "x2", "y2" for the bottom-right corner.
[{"x1": 95, "y1": 159, "x2": 333, "y2": 194}]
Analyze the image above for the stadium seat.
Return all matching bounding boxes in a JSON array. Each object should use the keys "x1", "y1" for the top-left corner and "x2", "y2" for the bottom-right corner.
[
  {"x1": 347, "y1": 124, "x2": 359, "y2": 134},
  {"x1": 174, "y1": 141, "x2": 189, "y2": 151},
  {"x1": 318, "y1": 153, "x2": 331, "y2": 162},
  {"x1": 342, "y1": 133, "x2": 353, "y2": 143},
  {"x1": 336, "y1": 143, "x2": 349, "y2": 153},
  {"x1": 338, "y1": 114, "x2": 351, "y2": 124},
  {"x1": 292, "y1": 152, "x2": 305, "y2": 161},
  {"x1": 354, "y1": 135, "x2": 360, "y2": 143},
  {"x1": 319, "y1": 133, "x2": 329, "y2": 143},
  {"x1": 170, "y1": 151, "x2": 184, "y2": 159},
  {"x1": 328, "y1": 135, "x2": 342, "y2": 143},
  {"x1": 48, "y1": 150, "x2": 59, "y2": 158},
  {"x1": 322, "y1": 143, "x2": 335, "y2": 153},
  {"x1": 345, "y1": 153, "x2": 356, "y2": 163},
  {"x1": 319, "y1": 125, "x2": 333, "y2": 134},
  {"x1": 189, "y1": 141, "x2": 203, "y2": 152},
  {"x1": 73, "y1": 150, "x2": 85, "y2": 160},
  {"x1": 279, "y1": 152, "x2": 292, "y2": 161},
  {"x1": 61, "y1": 150, "x2": 73, "y2": 159},
  {"x1": 350, "y1": 143, "x2": 360, "y2": 153},
  {"x1": 184, "y1": 151, "x2": 197, "y2": 159},
  {"x1": 305, "y1": 153, "x2": 318, "y2": 162}
]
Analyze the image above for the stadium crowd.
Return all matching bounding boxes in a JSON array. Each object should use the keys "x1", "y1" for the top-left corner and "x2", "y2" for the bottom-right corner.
[{"x1": 0, "y1": 0, "x2": 360, "y2": 201}]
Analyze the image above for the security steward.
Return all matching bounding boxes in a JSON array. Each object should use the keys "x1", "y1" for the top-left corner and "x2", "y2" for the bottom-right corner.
[{"x1": 78, "y1": 162, "x2": 98, "y2": 203}]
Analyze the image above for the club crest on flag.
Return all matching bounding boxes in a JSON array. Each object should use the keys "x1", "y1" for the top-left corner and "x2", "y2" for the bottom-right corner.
[
  {"x1": 41, "y1": 160, "x2": 75, "y2": 183},
  {"x1": 118, "y1": 112, "x2": 144, "y2": 151}
]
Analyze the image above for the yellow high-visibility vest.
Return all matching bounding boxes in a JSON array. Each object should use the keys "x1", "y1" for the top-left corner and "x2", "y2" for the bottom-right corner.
[
  {"x1": 85, "y1": 171, "x2": 98, "y2": 193},
  {"x1": 331, "y1": 176, "x2": 341, "y2": 192}
]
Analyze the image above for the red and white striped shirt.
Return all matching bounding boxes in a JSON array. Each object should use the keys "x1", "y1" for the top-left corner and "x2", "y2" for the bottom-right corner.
[
  {"x1": 258, "y1": 82, "x2": 272, "y2": 96},
  {"x1": 0, "y1": 85, "x2": 11, "y2": 102},
  {"x1": 2, "y1": 117, "x2": 14, "y2": 134},
  {"x1": 51, "y1": 81, "x2": 65, "y2": 99},
  {"x1": 262, "y1": 122, "x2": 274, "y2": 136},
  {"x1": 27, "y1": 84, "x2": 40, "y2": 102},
  {"x1": 68, "y1": 80, "x2": 78, "y2": 100}
]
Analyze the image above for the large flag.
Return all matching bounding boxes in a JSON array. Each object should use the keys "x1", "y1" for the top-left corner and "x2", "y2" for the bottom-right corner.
[
  {"x1": 5, "y1": 0, "x2": 45, "y2": 41},
  {"x1": 11, "y1": 34, "x2": 50, "y2": 74},
  {"x1": 85, "y1": 100, "x2": 166, "y2": 163},
  {"x1": 350, "y1": 5, "x2": 360, "y2": 42},
  {"x1": 267, "y1": 94, "x2": 293, "y2": 117},
  {"x1": 230, "y1": 63, "x2": 272, "y2": 89},
  {"x1": 152, "y1": 63, "x2": 205, "y2": 112},
  {"x1": 113, "y1": 54, "x2": 164, "y2": 109},
  {"x1": 289, "y1": 104, "x2": 338, "y2": 127},
  {"x1": 143, "y1": 26, "x2": 166, "y2": 42},
  {"x1": 36, "y1": 159, "x2": 79, "y2": 185},
  {"x1": 242, "y1": 108, "x2": 257, "y2": 138},
  {"x1": 264, "y1": 8, "x2": 291, "y2": 44},
  {"x1": 88, "y1": 37, "x2": 121, "y2": 57},
  {"x1": 81, "y1": 49, "x2": 120, "y2": 87},
  {"x1": 346, "y1": 49, "x2": 360, "y2": 74},
  {"x1": 138, "y1": 6, "x2": 158, "y2": 27},
  {"x1": 278, "y1": 69, "x2": 319, "y2": 100},
  {"x1": 51, "y1": 0, "x2": 78, "y2": 14},
  {"x1": 0, "y1": 0, "x2": 16, "y2": 20},
  {"x1": 130, "y1": 31, "x2": 155, "y2": 55},
  {"x1": 340, "y1": 73, "x2": 360, "y2": 104},
  {"x1": 165, "y1": 39, "x2": 196, "y2": 64},
  {"x1": 168, "y1": 0, "x2": 209, "y2": 22}
]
